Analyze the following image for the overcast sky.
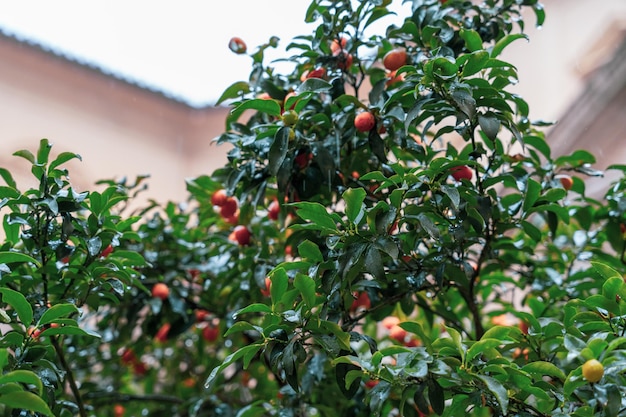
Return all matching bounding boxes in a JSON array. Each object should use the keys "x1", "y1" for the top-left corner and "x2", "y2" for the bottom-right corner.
[
  {"x1": 0, "y1": 1, "x2": 314, "y2": 107},
  {"x1": 0, "y1": 1, "x2": 411, "y2": 107}
]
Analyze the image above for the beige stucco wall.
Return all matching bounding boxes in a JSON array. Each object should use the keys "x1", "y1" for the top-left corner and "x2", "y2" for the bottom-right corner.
[{"x1": 0, "y1": 34, "x2": 231, "y2": 208}]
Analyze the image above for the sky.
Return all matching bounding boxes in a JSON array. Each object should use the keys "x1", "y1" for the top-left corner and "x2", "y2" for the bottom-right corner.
[
  {"x1": 0, "y1": 1, "x2": 314, "y2": 107},
  {"x1": 0, "y1": 1, "x2": 408, "y2": 108}
]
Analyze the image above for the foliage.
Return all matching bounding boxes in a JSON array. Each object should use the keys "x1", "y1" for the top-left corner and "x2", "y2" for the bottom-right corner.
[{"x1": 1, "y1": 1, "x2": 626, "y2": 416}]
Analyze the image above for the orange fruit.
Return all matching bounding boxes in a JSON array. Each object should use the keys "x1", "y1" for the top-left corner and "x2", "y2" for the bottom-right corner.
[
  {"x1": 560, "y1": 176, "x2": 574, "y2": 190},
  {"x1": 582, "y1": 359, "x2": 604, "y2": 383},
  {"x1": 228, "y1": 36, "x2": 247, "y2": 54},
  {"x1": 383, "y1": 49, "x2": 407, "y2": 71},
  {"x1": 330, "y1": 36, "x2": 348, "y2": 53},
  {"x1": 151, "y1": 283, "x2": 170, "y2": 300},
  {"x1": 354, "y1": 111, "x2": 376, "y2": 132}
]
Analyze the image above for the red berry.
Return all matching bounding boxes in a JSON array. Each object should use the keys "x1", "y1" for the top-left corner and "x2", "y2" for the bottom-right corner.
[
  {"x1": 354, "y1": 111, "x2": 376, "y2": 132},
  {"x1": 100, "y1": 244, "x2": 113, "y2": 258},
  {"x1": 260, "y1": 277, "x2": 272, "y2": 297},
  {"x1": 228, "y1": 36, "x2": 247, "y2": 54},
  {"x1": 383, "y1": 49, "x2": 407, "y2": 72},
  {"x1": 450, "y1": 165, "x2": 473, "y2": 181},
  {"x1": 350, "y1": 292, "x2": 371, "y2": 312},
  {"x1": 151, "y1": 283, "x2": 170, "y2": 300},
  {"x1": 155, "y1": 323, "x2": 171, "y2": 343},
  {"x1": 268, "y1": 200, "x2": 280, "y2": 221},
  {"x1": 233, "y1": 225, "x2": 251, "y2": 246},
  {"x1": 220, "y1": 197, "x2": 238, "y2": 219},
  {"x1": 211, "y1": 189, "x2": 228, "y2": 206},
  {"x1": 202, "y1": 324, "x2": 220, "y2": 342}
]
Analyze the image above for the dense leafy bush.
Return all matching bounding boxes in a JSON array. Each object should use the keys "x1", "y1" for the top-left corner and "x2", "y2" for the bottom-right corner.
[{"x1": 1, "y1": 1, "x2": 626, "y2": 416}]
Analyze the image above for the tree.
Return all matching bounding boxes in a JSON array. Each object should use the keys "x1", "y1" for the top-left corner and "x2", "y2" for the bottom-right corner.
[{"x1": 1, "y1": 0, "x2": 626, "y2": 416}]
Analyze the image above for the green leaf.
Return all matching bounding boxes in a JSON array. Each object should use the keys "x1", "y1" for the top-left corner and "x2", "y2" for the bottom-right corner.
[
  {"x1": 48, "y1": 151, "x2": 81, "y2": 171},
  {"x1": 459, "y1": 29, "x2": 483, "y2": 52},
  {"x1": 478, "y1": 113, "x2": 501, "y2": 141},
  {"x1": 522, "y1": 178, "x2": 541, "y2": 212},
  {"x1": 39, "y1": 325, "x2": 100, "y2": 338},
  {"x1": 36, "y1": 138, "x2": 52, "y2": 165},
  {"x1": 462, "y1": 51, "x2": 489, "y2": 77},
  {"x1": 229, "y1": 98, "x2": 282, "y2": 122},
  {"x1": 490, "y1": 33, "x2": 528, "y2": 58},
  {"x1": 204, "y1": 343, "x2": 265, "y2": 391},
  {"x1": 0, "y1": 370, "x2": 43, "y2": 395},
  {"x1": 0, "y1": 288, "x2": 33, "y2": 326},
  {"x1": 294, "y1": 273, "x2": 316, "y2": 310},
  {"x1": 215, "y1": 81, "x2": 251, "y2": 105},
  {"x1": 521, "y1": 361, "x2": 566, "y2": 381},
  {"x1": 0, "y1": 390, "x2": 54, "y2": 416},
  {"x1": 440, "y1": 185, "x2": 460, "y2": 209},
  {"x1": 0, "y1": 168, "x2": 17, "y2": 188},
  {"x1": 297, "y1": 240, "x2": 323, "y2": 263},
  {"x1": 234, "y1": 303, "x2": 273, "y2": 316},
  {"x1": 296, "y1": 77, "x2": 332, "y2": 93},
  {"x1": 466, "y1": 339, "x2": 502, "y2": 363},
  {"x1": 343, "y1": 188, "x2": 367, "y2": 225},
  {"x1": 427, "y1": 378, "x2": 445, "y2": 415},
  {"x1": 0, "y1": 251, "x2": 40, "y2": 268},
  {"x1": 38, "y1": 304, "x2": 79, "y2": 326},
  {"x1": 319, "y1": 321, "x2": 351, "y2": 351},
  {"x1": 269, "y1": 127, "x2": 290, "y2": 176},
  {"x1": 293, "y1": 202, "x2": 339, "y2": 232},
  {"x1": 270, "y1": 268, "x2": 289, "y2": 305},
  {"x1": 521, "y1": 220, "x2": 542, "y2": 242},
  {"x1": 592, "y1": 261, "x2": 621, "y2": 280},
  {"x1": 223, "y1": 321, "x2": 262, "y2": 337},
  {"x1": 476, "y1": 375, "x2": 508, "y2": 413},
  {"x1": 13, "y1": 149, "x2": 35, "y2": 164}
]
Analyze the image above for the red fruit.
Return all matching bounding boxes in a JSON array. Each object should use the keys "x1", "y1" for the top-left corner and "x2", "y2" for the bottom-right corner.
[
  {"x1": 211, "y1": 189, "x2": 228, "y2": 206},
  {"x1": 114, "y1": 404, "x2": 125, "y2": 417},
  {"x1": 383, "y1": 49, "x2": 407, "y2": 72},
  {"x1": 121, "y1": 348, "x2": 137, "y2": 365},
  {"x1": 294, "y1": 152, "x2": 313, "y2": 169},
  {"x1": 155, "y1": 323, "x2": 171, "y2": 343},
  {"x1": 228, "y1": 36, "x2": 247, "y2": 54},
  {"x1": 100, "y1": 244, "x2": 113, "y2": 258},
  {"x1": 268, "y1": 199, "x2": 280, "y2": 221},
  {"x1": 450, "y1": 165, "x2": 473, "y2": 181},
  {"x1": 220, "y1": 197, "x2": 239, "y2": 219},
  {"x1": 233, "y1": 225, "x2": 251, "y2": 246},
  {"x1": 365, "y1": 379, "x2": 379, "y2": 389},
  {"x1": 260, "y1": 277, "x2": 272, "y2": 297},
  {"x1": 306, "y1": 67, "x2": 327, "y2": 79},
  {"x1": 151, "y1": 283, "x2": 170, "y2": 300},
  {"x1": 132, "y1": 361, "x2": 148, "y2": 376},
  {"x1": 202, "y1": 324, "x2": 220, "y2": 342},
  {"x1": 389, "y1": 324, "x2": 408, "y2": 343},
  {"x1": 519, "y1": 321, "x2": 529, "y2": 335},
  {"x1": 350, "y1": 292, "x2": 371, "y2": 312},
  {"x1": 334, "y1": 50, "x2": 353, "y2": 70},
  {"x1": 382, "y1": 316, "x2": 400, "y2": 330},
  {"x1": 330, "y1": 36, "x2": 348, "y2": 53},
  {"x1": 386, "y1": 69, "x2": 405, "y2": 87},
  {"x1": 560, "y1": 176, "x2": 574, "y2": 190},
  {"x1": 195, "y1": 309, "x2": 210, "y2": 322},
  {"x1": 354, "y1": 111, "x2": 376, "y2": 132}
]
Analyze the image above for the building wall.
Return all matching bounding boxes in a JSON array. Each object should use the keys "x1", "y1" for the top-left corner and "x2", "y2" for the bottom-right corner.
[{"x1": 0, "y1": 33, "x2": 231, "y2": 207}]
